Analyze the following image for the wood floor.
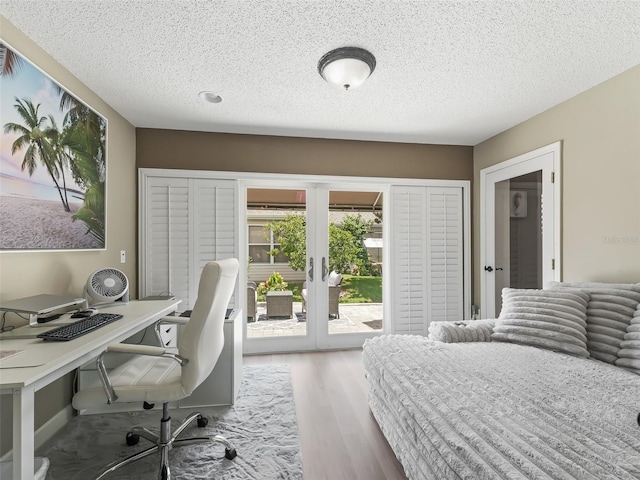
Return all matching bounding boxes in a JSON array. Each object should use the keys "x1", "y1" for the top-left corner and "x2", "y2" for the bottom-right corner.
[{"x1": 244, "y1": 350, "x2": 407, "y2": 480}]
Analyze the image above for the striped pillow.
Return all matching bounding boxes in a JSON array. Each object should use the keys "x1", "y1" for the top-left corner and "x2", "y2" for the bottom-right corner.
[
  {"x1": 548, "y1": 281, "x2": 640, "y2": 364},
  {"x1": 615, "y1": 304, "x2": 640, "y2": 375},
  {"x1": 492, "y1": 288, "x2": 590, "y2": 357}
]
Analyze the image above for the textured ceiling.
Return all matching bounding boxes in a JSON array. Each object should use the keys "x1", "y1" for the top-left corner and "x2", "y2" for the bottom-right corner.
[{"x1": 2, "y1": 1, "x2": 639, "y2": 146}]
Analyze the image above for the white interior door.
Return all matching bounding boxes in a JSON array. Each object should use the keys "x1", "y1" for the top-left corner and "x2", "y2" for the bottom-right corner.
[{"x1": 481, "y1": 142, "x2": 561, "y2": 318}]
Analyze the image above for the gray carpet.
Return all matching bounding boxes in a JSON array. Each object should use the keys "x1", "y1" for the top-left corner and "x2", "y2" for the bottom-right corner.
[{"x1": 38, "y1": 364, "x2": 302, "y2": 479}]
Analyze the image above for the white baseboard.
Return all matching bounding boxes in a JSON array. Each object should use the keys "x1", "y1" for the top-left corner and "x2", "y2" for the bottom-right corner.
[{"x1": 0, "y1": 405, "x2": 74, "y2": 462}]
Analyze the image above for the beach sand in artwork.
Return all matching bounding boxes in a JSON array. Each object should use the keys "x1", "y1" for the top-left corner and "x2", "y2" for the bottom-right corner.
[{"x1": 0, "y1": 196, "x2": 102, "y2": 250}]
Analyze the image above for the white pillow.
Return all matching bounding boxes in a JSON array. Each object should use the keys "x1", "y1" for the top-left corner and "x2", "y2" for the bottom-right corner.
[
  {"x1": 328, "y1": 271, "x2": 342, "y2": 286},
  {"x1": 491, "y1": 288, "x2": 590, "y2": 357},
  {"x1": 428, "y1": 319, "x2": 496, "y2": 343},
  {"x1": 548, "y1": 281, "x2": 640, "y2": 364},
  {"x1": 615, "y1": 305, "x2": 640, "y2": 375}
]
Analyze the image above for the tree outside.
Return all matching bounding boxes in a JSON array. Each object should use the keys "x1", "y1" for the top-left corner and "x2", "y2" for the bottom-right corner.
[{"x1": 265, "y1": 212, "x2": 378, "y2": 276}]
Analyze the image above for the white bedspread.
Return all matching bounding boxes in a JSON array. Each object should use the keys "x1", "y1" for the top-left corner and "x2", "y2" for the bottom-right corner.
[{"x1": 363, "y1": 335, "x2": 640, "y2": 480}]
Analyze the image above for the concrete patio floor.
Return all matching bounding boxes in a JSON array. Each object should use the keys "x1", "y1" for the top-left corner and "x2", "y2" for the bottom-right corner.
[{"x1": 247, "y1": 302, "x2": 383, "y2": 337}]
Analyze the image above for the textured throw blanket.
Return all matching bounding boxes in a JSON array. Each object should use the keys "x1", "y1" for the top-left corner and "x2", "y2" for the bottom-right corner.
[{"x1": 363, "y1": 335, "x2": 640, "y2": 480}]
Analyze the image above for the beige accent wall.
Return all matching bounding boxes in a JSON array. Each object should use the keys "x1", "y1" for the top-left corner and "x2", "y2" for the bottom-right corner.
[
  {"x1": 136, "y1": 129, "x2": 473, "y2": 180},
  {"x1": 473, "y1": 65, "x2": 640, "y2": 308},
  {"x1": 0, "y1": 17, "x2": 137, "y2": 456}
]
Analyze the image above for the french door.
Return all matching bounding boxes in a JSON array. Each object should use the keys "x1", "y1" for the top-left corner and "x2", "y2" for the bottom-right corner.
[
  {"x1": 244, "y1": 181, "x2": 387, "y2": 353},
  {"x1": 480, "y1": 142, "x2": 561, "y2": 318}
]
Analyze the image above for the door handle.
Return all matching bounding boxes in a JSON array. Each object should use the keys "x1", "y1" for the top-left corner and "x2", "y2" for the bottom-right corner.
[
  {"x1": 308, "y1": 257, "x2": 314, "y2": 282},
  {"x1": 322, "y1": 257, "x2": 329, "y2": 281},
  {"x1": 484, "y1": 266, "x2": 504, "y2": 273}
]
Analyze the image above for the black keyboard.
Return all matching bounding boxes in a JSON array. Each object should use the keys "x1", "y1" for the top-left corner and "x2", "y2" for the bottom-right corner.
[{"x1": 37, "y1": 313, "x2": 123, "y2": 341}]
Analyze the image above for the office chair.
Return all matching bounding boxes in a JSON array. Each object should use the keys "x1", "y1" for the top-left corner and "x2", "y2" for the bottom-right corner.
[{"x1": 72, "y1": 258, "x2": 240, "y2": 480}]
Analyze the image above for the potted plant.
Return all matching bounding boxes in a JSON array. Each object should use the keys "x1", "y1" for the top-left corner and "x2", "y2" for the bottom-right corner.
[{"x1": 256, "y1": 272, "x2": 289, "y2": 300}]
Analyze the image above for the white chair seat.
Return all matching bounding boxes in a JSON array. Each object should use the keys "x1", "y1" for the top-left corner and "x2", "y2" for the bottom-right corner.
[{"x1": 73, "y1": 354, "x2": 185, "y2": 409}]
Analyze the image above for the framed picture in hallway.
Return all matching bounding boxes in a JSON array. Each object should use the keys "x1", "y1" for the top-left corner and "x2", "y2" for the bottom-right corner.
[{"x1": 0, "y1": 40, "x2": 107, "y2": 251}]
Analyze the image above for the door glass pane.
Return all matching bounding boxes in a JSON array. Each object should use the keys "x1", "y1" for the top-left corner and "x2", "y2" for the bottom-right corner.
[
  {"x1": 494, "y1": 171, "x2": 543, "y2": 314},
  {"x1": 246, "y1": 188, "x2": 307, "y2": 338},
  {"x1": 328, "y1": 190, "x2": 384, "y2": 335}
]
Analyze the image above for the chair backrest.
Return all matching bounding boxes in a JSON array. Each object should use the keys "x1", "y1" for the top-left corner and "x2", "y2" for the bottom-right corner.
[{"x1": 178, "y1": 258, "x2": 239, "y2": 393}]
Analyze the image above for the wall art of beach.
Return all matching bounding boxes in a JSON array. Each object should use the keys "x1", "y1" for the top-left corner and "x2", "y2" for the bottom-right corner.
[{"x1": 1, "y1": 42, "x2": 106, "y2": 251}]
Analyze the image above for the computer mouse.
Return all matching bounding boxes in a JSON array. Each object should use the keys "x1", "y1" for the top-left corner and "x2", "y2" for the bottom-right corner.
[{"x1": 71, "y1": 310, "x2": 94, "y2": 319}]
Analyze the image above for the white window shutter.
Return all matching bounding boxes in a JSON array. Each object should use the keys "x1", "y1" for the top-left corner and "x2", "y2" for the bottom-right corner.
[
  {"x1": 391, "y1": 186, "x2": 428, "y2": 335},
  {"x1": 192, "y1": 179, "x2": 237, "y2": 308},
  {"x1": 391, "y1": 185, "x2": 464, "y2": 335},
  {"x1": 426, "y1": 187, "x2": 464, "y2": 324},
  {"x1": 144, "y1": 177, "x2": 190, "y2": 310},
  {"x1": 142, "y1": 177, "x2": 237, "y2": 311}
]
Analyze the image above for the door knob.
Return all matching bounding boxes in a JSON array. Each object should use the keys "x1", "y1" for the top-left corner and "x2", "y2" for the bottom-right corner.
[{"x1": 484, "y1": 266, "x2": 493, "y2": 272}]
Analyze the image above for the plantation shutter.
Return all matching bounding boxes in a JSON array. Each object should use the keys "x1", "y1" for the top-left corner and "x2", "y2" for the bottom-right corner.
[
  {"x1": 141, "y1": 176, "x2": 238, "y2": 311},
  {"x1": 191, "y1": 179, "x2": 237, "y2": 307},
  {"x1": 143, "y1": 177, "x2": 190, "y2": 310},
  {"x1": 391, "y1": 185, "x2": 465, "y2": 334},
  {"x1": 426, "y1": 187, "x2": 464, "y2": 323},
  {"x1": 391, "y1": 186, "x2": 428, "y2": 334}
]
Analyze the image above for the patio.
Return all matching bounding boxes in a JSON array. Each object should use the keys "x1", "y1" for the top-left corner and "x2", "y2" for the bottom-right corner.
[{"x1": 247, "y1": 302, "x2": 383, "y2": 337}]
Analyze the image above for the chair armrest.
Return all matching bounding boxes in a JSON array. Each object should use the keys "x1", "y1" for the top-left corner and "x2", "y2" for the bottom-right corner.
[
  {"x1": 428, "y1": 319, "x2": 496, "y2": 343},
  {"x1": 106, "y1": 343, "x2": 166, "y2": 356},
  {"x1": 104, "y1": 343, "x2": 188, "y2": 365},
  {"x1": 158, "y1": 315, "x2": 190, "y2": 325}
]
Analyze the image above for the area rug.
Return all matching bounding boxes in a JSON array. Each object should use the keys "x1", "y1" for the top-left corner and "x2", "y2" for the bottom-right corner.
[{"x1": 38, "y1": 364, "x2": 302, "y2": 479}]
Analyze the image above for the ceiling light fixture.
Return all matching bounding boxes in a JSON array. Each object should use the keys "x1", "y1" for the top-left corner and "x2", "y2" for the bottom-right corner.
[
  {"x1": 318, "y1": 47, "x2": 376, "y2": 91},
  {"x1": 198, "y1": 91, "x2": 222, "y2": 104}
]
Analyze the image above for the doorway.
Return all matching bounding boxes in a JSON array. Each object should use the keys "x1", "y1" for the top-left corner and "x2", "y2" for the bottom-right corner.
[
  {"x1": 480, "y1": 142, "x2": 561, "y2": 318},
  {"x1": 244, "y1": 183, "x2": 386, "y2": 353}
]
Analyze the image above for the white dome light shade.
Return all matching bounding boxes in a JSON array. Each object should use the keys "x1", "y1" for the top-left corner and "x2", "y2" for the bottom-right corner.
[{"x1": 318, "y1": 47, "x2": 376, "y2": 90}]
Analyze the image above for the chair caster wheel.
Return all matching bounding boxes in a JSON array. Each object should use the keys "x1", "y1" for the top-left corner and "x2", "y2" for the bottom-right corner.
[
  {"x1": 225, "y1": 447, "x2": 237, "y2": 460},
  {"x1": 196, "y1": 415, "x2": 208, "y2": 428},
  {"x1": 126, "y1": 432, "x2": 140, "y2": 446}
]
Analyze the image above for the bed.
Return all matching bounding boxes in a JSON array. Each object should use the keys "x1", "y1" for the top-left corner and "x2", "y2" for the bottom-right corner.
[{"x1": 363, "y1": 284, "x2": 640, "y2": 480}]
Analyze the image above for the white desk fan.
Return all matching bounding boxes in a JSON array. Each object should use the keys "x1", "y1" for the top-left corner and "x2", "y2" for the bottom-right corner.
[{"x1": 85, "y1": 268, "x2": 130, "y2": 307}]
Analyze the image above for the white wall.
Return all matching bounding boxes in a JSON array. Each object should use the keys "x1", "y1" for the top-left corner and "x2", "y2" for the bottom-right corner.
[{"x1": 473, "y1": 64, "x2": 640, "y2": 308}]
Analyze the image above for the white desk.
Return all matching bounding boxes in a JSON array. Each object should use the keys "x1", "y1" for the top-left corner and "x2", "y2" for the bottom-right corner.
[{"x1": 0, "y1": 298, "x2": 180, "y2": 480}]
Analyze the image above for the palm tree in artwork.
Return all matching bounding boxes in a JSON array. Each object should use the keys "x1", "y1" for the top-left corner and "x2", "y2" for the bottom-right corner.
[
  {"x1": 50, "y1": 85, "x2": 106, "y2": 242},
  {"x1": 0, "y1": 43, "x2": 24, "y2": 78},
  {"x1": 3, "y1": 98, "x2": 71, "y2": 212},
  {"x1": 65, "y1": 120, "x2": 105, "y2": 243},
  {"x1": 44, "y1": 115, "x2": 73, "y2": 209}
]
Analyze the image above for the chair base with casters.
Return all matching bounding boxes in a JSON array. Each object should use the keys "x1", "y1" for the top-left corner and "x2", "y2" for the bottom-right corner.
[{"x1": 94, "y1": 402, "x2": 236, "y2": 480}]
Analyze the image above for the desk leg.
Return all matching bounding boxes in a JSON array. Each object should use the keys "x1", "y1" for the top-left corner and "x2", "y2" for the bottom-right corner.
[{"x1": 13, "y1": 385, "x2": 35, "y2": 480}]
